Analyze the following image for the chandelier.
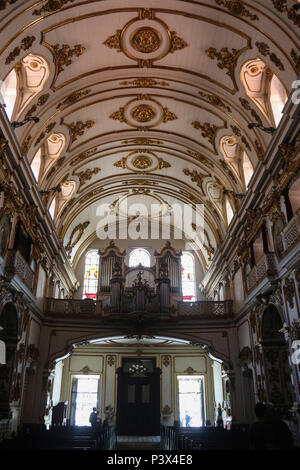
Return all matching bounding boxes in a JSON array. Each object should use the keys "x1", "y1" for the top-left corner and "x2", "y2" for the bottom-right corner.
[{"x1": 129, "y1": 361, "x2": 148, "y2": 375}]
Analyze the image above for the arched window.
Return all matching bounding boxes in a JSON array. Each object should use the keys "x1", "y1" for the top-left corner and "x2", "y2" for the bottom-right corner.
[
  {"x1": 226, "y1": 197, "x2": 234, "y2": 226},
  {"x1": 220, "y1": 135, "x2": 254, "y2": 190},
  {"x1": 82, "y1": 251, "x2": 99, "y2": 299},
  {"x1": 0, "y1": 68, "x2": 17, "y2": 119},
  {"x1": 181, "y1": 252, "x2": 196, "y2": 301},
  {"x1": 240, "y1": 58, "x2": 287, "y2": 128},
  {"x1": 48, "y1": 198, "x2": 56, "y2": 219},
  {"x1": 31, "y1": 148, "x2": 42, "y2": 181},
  {"x1": 129, "y1": 248, "x2": 151, "y2": 267},
  {"x1": 242, "y1": 151, "x2": 254, "y2": 187}
]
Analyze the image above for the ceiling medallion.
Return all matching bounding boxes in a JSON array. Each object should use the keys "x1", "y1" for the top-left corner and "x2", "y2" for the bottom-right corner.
[
  {"x1": 132, "y1": 155, "x2": 153, "y2": 169},
  {"x1": 104, "y1": 10, "x2": 188, "y2": 67},
  {"x1": 110, "y1": 95, "x2": 177, "y2": 129},
  {"x1": 130, "y1": 27, "x2": 161, "y2": 54},
  {"x1": 131, "y1": 103, "x2": 157, "y2": 123}
]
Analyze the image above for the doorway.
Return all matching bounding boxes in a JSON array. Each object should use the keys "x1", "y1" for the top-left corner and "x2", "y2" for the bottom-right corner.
[
  {"x1": 116, "y1": 358, "x2": 161, "y2": 435},
  {"x1": 69, "y1": 375, "x2": 99, "y2": 426},
  {"x1": 177, "y1": 375, "x2": 205, "y2": 427}
]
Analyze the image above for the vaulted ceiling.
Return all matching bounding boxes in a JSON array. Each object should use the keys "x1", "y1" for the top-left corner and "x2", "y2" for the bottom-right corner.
[{"x1": 1, "y1": 0, "x2": 299, "y2": 271}]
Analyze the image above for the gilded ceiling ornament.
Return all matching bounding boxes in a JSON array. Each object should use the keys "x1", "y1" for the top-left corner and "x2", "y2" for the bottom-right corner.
[
  {"x1": 110, "y1": 107, "x2": 126, "y2": 122},
  {"x1": 120, "y1": 78, "x2": 169, "y2": 87},
  {"x1": 64, "y1": 119, "x2": 95, "y2": 148},
  {"x1": 56, "y1": 89, "x2": 91, "y2": 109},
  {"x1": 121, "y1": 138, "x2": 163, "y2": 145},
  {"x1": 131, "y1": 103, "x2": 157, "y2": 123},
  {"x1": 198, "y1": 91, "x2": 231, "y2": 112},
  {"x1": 192, "y1": 121, "x2": 218, "y2": 151},
  {"x1": 230, "y1": 125, "x2": 251, "y2": 151},
  {"x1": 291, "y1": 49, "x2": 300, "y2": 74},
  {"x1": 25, "y1": 93, "x2": 50, "y2": 119},
  {"x1": 169, "y1": 31, "x2": 188, "y2": 53},
  {"x1": 51, "y1": 43, "x2": 85, "y2": 75},
  {"x1": 132, "y1": 155, "x2": 153, "y2": 169},
  {"x1": 215, "y1": 0, "x2": 258, "y2": 21},
  {"x1": 205, "y1": 46, "x2": 243, "y2": 88},
  {"x1": 239, "y1": 97, "x2": 262, "y2": 125},
  {"x1": 254, "y1": 140, "x2": 264, "y2": 160},
  {"x1": 255, "y1": 42, "x2": 284, "y2": 71},
  {"x1": 162, "y1": 108, "x2": 177, "y2": 123},
  {"x1": 5, "y1": 36, "x2": 36, "y2": 65},
  {"x1": 104, "y1": 30, "x2": 122, "y2": 52},
  {"x1": 32, "y1": 0, "x2": 74, "y2": 15},
  {"x1": 65, "y1": 221, "x2": 90, "y2": 254},
  {"x1": 183, "y1": 168, "x2": 207, "y2": 194},
  {"x1": 79, "y1": 187, "x2": 103, "y2": 204},
  {"x1": 130, "y1": 27, "x2": 161, "y2": 53},
  {"x1": 0, "y1": 0, "x2": 18, "y2": 10},
  {"x1": 35, "y1": 122, "x2": 56, "y2": 146},
  {"x1": 72, "y1": 167, "x2": 100, "y2": 189},
  {"x1": 219, "y1": 160, "x2": 238, "y2": 185},
  {"x1": 271, "y1": 1, "x2": 300, "y2": 27},
  {"x1": 114, "y1": 157, "x2": 127, "y2": 169},
  {"x1": 158, "y1": 158, "x2": 171, "y2": 169},
  {"x1": 21, "y1": 135, "x2": 32, "y2": 154},
  {"x1": 71, "y1": 147, "x2": 98, "y2": 165}
]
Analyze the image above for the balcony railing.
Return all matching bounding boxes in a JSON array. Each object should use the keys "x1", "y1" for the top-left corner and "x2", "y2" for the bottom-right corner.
[
  {"x1": 44, "y1": 298, "x2": 234, "y2": 320},
  {"x1": 246, "y1": 252, "x2": 278, "y2": 292},
  {"x1": 282, "y1": 209, "x2": 300, "y2": 254},
  {"x1": 5, "y1": 249, "x2": 35, "y2": 291},
  {"x1": 44, "y1": 298, "x2": 103, "y2": 316},
  {"x1": 177, "y1": 300, "x2": 233, "y2": 319}
]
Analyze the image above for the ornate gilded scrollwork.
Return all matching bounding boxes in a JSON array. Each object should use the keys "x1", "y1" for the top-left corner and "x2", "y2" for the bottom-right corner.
[
  {"x1": 72, "y1": 167, "x2": 100, "y2": 190},
  {"x1": 230, "y1": 125, "x2": 251, "y2": 151},
  {"x1": 291, "y1": 49, "x2": 300, "y2": 74},
  {"x1": 25, "y1": 94, "x2": 50, "y2": 119},
  {"x1": 205, "y1": 45, "x2": 249, "y2": 91},
  {"x1": 271, "y1": 1, "x2": 300, "y2": 28},
  {"x1": 120, "y1": 78, "x2": 169, "y2": 87},
  {"x1": 255, "y1": 42, "x2": 285, "y2": 71},
  {"x1": 5, "y1": 36, "x2": 36, "y2": 65},
  {"x1": 198, "y1": 91, "x2": 231, "y2": 112},
  {"x1": 50, "y1": 43, "x2": 85, "y2": 76},
  {"x1": 32, "y1": 0, "x2": 75, "y2": 15},
  {"x1": 34, "y1": 122, "x2": 56, "y2": 147},
  {"x1": 62, "y1": 119, "x2": 95, "y2": 151},
  {"x1": 239, "y1": 98, "x2": 262, "y2": 125},
  {"x1": 215, "y1": 0, "x2": 258, "y2": 21},
  {"x1": 56, "y1": 90, "x2": 91, "y2": 109},
  {"x1": 65, "y1": 221, "x2": 90, "y2": 255},
  {"x1": 192, "y1": 121, "x2": 220, "y2": 153}
]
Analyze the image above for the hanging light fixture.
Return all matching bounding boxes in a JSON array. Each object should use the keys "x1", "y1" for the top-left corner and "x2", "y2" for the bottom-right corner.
[{"x1": 129, "y1": 360, "x2": 148, "y2": 375}]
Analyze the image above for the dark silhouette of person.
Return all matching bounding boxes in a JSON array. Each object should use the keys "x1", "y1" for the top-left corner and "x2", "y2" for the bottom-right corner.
[{"x1": 89, "y1": 407, "x2": 98, "y2": 429}]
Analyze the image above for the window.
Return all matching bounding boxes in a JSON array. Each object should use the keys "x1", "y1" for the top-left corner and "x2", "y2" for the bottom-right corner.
[
  {"x1": 226, "y1": 197, "x2": 234, "y2": 226},
  {"x1": 178, "y1": 376, "x2": 205, "y2": 427},
  {"x1": 181, "y1": 252, "x2": 196, "y2": 301},
  {"x1": 70, "y1": 375, "x2": 99, "y2": 426},
  {"x1": 83, "y1": 251, "x2": 99, "y2": 299},
  {"x1": 31, "y1": 148, "x2": 42, "y2": 181},
  {"x1": 129, "y1": 248, "x2": 150, "y2": 267},
  {"x1": 0, "y1": 68, "x2": 17, "y2": 119}
]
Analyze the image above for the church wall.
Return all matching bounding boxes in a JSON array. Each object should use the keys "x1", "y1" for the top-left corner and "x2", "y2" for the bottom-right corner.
[{"x1": 56, "y1": 344, "x2": 222, "y2": 428}]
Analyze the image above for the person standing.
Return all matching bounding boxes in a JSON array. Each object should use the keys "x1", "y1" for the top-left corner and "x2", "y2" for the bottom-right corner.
[{"x1": 89, "y1": 407, "x2": 98, "y2": 429}]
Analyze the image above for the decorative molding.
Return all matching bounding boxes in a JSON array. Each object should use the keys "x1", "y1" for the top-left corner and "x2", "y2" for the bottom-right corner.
[
  {"x1": 239, "y1": 97, "x2": 262, "y2": 125},
  {"x1": 121, "y1": 138, "x2": 163, "y2": 145},
  {"x1": 56, "y1": 90, "x2": 91, "y2": 109},
  {"x1": 120, "y1": 78, "x2": 169, "y2": 87},
  {"x1": 198, "y1": 91, "x2": 231, "y2": 112},
  {"x1": 183, "y1": 169, "x2": 208, "y2": 195},
  {"x1": 51, "y1": 43, "x2": 85, "y2": 76},
  {"x1": 65, "y1": 221, "x2": 90, "y2": 254},
  {"x1": 283, "y1": 277, "x2": 296, "y2": 309},
  {"x1": 107, "y1": 355, "x2": 116, "y2": 366},
  {"x1": 192, "y1": 121, "x2": 219, "y2": 152},
  {"x1": 215, "y1": 0, "x2": 258, "y2": 21},
  {"x1": 231, "y1": 125, "x2": 251, "y2": 151},
  {"x1": 32, "y1": 0, "x2": 75, "y2": 15},
  {"x1": 5, "y1": 36, "x2": 36, "y2": 65},
  {"x1": 62, "y1": 119, "x2": 95, "y2": 150},
  {"x1": 184, "y1": 366, "x2": 197, "y2": 374},
  {"x1": 291, "y1": 49, "x2": 300, "y2": 74},
  {"x1": 71, "y1": 147, "x2": 98, "y2": 166},
  {"x1": 205, "y1": 46, "x2": 247, "y2": 90},
  {"x1": 271, "y1": 1, "x2": 300, "y2": 28},
  {"x1": 34, "y1": 122, "x2": 56, "y2": 147},
  {"x1": 255, "y1": 42, "x2": 284, "y2": 71},
  {"x1": 0, "y1": 0, "x2": 19, "y2": 10},
  {"x1": 25, "y1": 94, "x2": 50, "y2": 119},
  {"x1": 72, "y1": 167, "x2": 100, "y2": 189},
  {"x1": 162, "y1": 405, "x2": 172, "y2": 415},
  {"x1": 80, "y1": 366, "x2": 92, "y2": 374},
  {"x1": 162, "y1": 355, "x2": 171, "y2": 367}
]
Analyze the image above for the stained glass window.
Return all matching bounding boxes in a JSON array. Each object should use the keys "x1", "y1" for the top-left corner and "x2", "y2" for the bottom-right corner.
[
  {"x1": 181, "y1": 252, "x2": 196, "y2": 301},
  {"x1": 129, "y1": 248, "x2": 150, "y2": 267},
  {"x1": 82, "y1": 251, "x2": 99, "y2": 299}
]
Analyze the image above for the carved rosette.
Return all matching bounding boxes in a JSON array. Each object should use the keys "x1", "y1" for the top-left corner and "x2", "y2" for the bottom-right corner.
[{"x1": 114, "y1": 150, "x2": 170, "y2": 173}]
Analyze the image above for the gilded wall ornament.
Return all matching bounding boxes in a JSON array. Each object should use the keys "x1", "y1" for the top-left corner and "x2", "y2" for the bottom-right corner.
[
  {"x1": 231, "y1": 125, "x2": 251, "y2": 151},
  {"x1": 132, "y1": 155, "x2": 153, "y2": 169},
  {"x1": 107, "y1": 355, "x2": 116, "y2": 366},
  {"x1": 5, "y1": 36, "x2": 36, "y2": 65},
  {"x1": 34, "y1": 122, "x2": 56, "y2": 146},
  {"x1": 120, "y1": 78, "x2": 169, "y2": 87},
  {"x1": 215, "y1": 0, "x2": 258, "y2": 20},
  {"x1": 103, "y1": 13, "x2": 188, "y2": 66},
  {"x1": 65, "y1": 221, "x2": 90, "y2": 254},
  {"x1": 291, "y1": 49, "x2": 300, "y2": 74},
  {"x1": 51, "y1": 43, "x2": 85, "y2": 75},
  {"x1": 130, "y1": 27, "x2": 161, "y2": 53},
  {"x1": 131, "y1": 104, "x2": 157, "y2": 123},
  {"x1": 205, "y1": 46, "x2": 246, "y2": 90},
  {"x1": 271, "y1": 1, "x2": 300, "y2": 27},
  {"x1": 198, "y1": 91, "x2": 231, "y2": 112},
  {"x1": 72, "y1": 167, "x2": 100, "y2": 189},
  {"x1": 255, "y1": 42, "x2": 284, "y2": 71},
  {"x1": 56, "y1": 89, "x2": 91, "y2": 109},
  {"x1": 25, "y1": 94, "x2": 50, "y2": 119},
  {"x1": 184, "y1": 366, "x2": 196, "y2": 374},
  {"x1": 80, "y1": 366, "x2": 92, "y2": 374},
  {"x1": 239, "y1": 97, "x2": 262, "y2": 125},
  {"x1": 32, "y1": 0, "x2": 74, "y2": 15},
  {"x1": 162, "y1": 405, "x2": 172, "y2": 415},
  {"x1": 162, "y1": 355, "x2": 171, "y2": 367}
]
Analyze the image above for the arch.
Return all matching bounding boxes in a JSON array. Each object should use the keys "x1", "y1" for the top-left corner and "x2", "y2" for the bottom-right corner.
[
  {"x1": 48, "y1": 180, "x2": 76, "y2": 222},
  {"x1": 220, "y1": 135, "x2": 254, "y2": 190},
  {"x1": 240, "y1": 58, "x2": 287, "y2": 127},
  {"x1": 129, "y1": 248, "x2": 151, "y2": 268},
  {"x1": 82, "y1": 250, "x2": 99, "y2": 299}
]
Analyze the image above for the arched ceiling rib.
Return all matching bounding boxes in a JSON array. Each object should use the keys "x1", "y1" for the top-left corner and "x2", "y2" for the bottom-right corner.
[{"x1": 0, "y1": 0, "x2": 299, "y2": 269}]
